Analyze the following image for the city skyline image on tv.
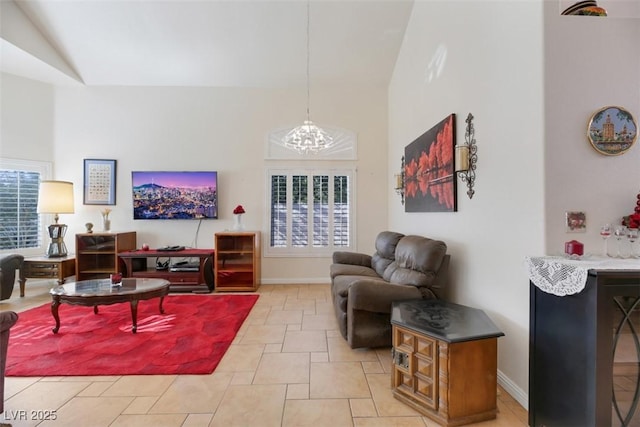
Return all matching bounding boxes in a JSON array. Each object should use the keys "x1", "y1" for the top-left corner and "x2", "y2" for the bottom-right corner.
[{"x1": 132, "y1": 171, "x2": 218, "y2": 219}]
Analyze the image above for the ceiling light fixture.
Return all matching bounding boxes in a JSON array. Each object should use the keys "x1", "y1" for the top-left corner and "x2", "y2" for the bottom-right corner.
[{"x1": 283, "y1": 0, "x2": 334, "y2": 155}]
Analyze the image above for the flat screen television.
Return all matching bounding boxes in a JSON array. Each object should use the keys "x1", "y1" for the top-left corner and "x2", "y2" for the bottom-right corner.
[{"x1": 132, "y1": 171, "x2": 218, "y2": 219}]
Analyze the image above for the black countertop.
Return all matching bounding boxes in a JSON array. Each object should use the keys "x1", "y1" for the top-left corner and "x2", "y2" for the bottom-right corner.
[{"x1": 391, "y1": 299, "x2": 504, "y2": 343}]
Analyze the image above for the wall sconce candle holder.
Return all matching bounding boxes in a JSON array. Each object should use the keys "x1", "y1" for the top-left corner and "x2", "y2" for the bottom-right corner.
[
  {"x1": 455, "y1": 113, "x2": 477, "y2": 199},
  {"x1": 394, "y1": 155, "x2": 405, "y2": 205}
]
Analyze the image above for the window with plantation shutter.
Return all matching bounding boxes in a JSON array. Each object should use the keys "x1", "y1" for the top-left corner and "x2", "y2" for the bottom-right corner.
[
  {"x1": 270, "y1": 174, "x2": 287, "y2": 248},
  {"x1": 0, "y1": 159, "x2": 51, "y2": 254},
  {"x1": 267, "y1": 168, "x2": 355, "y2": 257}
]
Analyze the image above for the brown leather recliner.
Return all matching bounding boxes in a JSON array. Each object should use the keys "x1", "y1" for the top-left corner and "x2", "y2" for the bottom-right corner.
[
  {"x1": 0, "y1": 254, "x2": 24, "y2": 301},
  {"x1": 0, "y1": 310, "x2": 18, "y2": 414},
  {"x1": 330, "y1": 231, "x2": 449, "y2": 349}
]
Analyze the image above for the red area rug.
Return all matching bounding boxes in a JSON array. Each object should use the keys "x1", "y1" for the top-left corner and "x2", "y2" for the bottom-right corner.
[{"x1": 5, "y1": 294, "x2": 258, "y2": 376}]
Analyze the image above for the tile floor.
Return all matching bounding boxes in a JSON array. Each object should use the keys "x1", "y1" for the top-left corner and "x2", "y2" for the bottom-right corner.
[{"x1": 1, "y1": 281, "x2": 528, "y2": 427}]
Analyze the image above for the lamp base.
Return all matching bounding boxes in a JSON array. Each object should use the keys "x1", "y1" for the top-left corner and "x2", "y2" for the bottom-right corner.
[
  {"x1": 46, "y1": 242, "x2": 68, "y2": 258},
  {"x1": 46, "y1": 224, "x2": 68, "y2": 258}
]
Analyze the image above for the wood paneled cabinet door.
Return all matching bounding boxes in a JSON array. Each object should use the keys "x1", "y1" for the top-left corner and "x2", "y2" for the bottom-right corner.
[{"x1": 391, "y1": 299, "x2": 504, "y2": 427}]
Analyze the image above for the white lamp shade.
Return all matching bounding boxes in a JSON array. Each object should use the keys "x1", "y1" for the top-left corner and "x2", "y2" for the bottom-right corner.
[{"x1": 37, "y1": 180, "x2": 75, "y2": 214}]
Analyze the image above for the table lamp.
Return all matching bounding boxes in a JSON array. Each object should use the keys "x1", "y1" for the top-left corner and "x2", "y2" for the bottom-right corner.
[{"x1": 37, "y1": 180, "x2": 75, "y2": 257}]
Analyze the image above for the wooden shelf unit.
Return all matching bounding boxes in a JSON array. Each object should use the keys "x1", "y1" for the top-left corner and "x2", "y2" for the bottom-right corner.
[
  {"x1": 118, "y1": 248, "x2": 214, "y2": 293},
  {"x1": 214, "y1": 231, "x2": 260, "y2": 291},
  {"x1": 75, "y1": 232, "x2": 136, "y2": 281}
]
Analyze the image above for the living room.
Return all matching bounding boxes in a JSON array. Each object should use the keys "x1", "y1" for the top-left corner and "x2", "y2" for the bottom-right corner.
[{"x1": 1, "y1": 0, "x2": 639, "y2": 425}]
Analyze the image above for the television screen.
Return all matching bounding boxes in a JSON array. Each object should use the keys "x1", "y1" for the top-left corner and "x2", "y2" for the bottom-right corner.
[{"x1": 132, "y1": 171, "x2": 218, "y2": 219}]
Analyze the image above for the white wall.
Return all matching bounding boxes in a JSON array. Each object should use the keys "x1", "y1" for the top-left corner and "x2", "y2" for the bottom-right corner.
[
  {"x1": 389, "y1": 0, "x2": 640, "y2": 408},
  {"x1": 44, "y1": 84, "x2": 388, "y2": 282},
  {"x1": 544, "y1": 3, "x2": 640, "y2": 254},
  {"x1": 0, "y1": 73, "x2": 54, "y2": 161},
  {"x1": 388, "y1": 1, "x2": 546, "y2": 406}
]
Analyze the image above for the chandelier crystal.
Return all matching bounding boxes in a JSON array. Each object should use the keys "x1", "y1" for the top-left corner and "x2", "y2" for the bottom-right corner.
[
  {"x1": 282, "y1": 0, "x2": 333, "y2": 155},
  {"x1": 283, "y1": 120, "x2": 333, "y2": 154}
]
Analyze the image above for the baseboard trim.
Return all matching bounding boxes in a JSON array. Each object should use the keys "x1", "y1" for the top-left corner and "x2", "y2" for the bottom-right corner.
[
  {"x1": 260, "y1": 278, "x2": 329, "y2": 285},
  {"x1": 498, "y1": 369, "x2": 528, "y2": 410}
]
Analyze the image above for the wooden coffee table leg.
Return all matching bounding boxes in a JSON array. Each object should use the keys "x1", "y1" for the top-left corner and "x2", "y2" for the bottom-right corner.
[
  {"x1": 130, "y1": 300, "x2": 139, "y2": 333},
  {"x1": 159, "y1": 296, "x2": 165, "y2": 314},
  {"x1": 51, "y1": 297, "x2": 61, "y2": 334},
  {"x1": 19, "y1": 275, "x2": 26, "y2": 298}
]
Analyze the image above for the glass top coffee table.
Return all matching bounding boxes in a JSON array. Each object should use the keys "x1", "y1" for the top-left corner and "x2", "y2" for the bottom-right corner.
[{"x1": 50, "y1": 277, "x2": 170, "y2": 334}]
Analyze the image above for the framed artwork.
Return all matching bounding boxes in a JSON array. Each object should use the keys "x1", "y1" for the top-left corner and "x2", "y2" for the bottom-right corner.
[
  {"x1": 404, "y1": 114, "x2": 457, "y2": 212},
  {"x1": 588, "y1": 106, "x2": 638, "y2": 156},
  {"x1": 83, "y1": 159, "x2": 117, "y2": 205},
  {"x1": 565, "y1": 211, "x2": 586, "y2": 233}
]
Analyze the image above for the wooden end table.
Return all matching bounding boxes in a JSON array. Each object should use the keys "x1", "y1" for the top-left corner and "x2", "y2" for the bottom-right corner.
[
  {"x1": 390, "y1": 299, "x2": 505, "y2": 426},
  {"x1": 19, "y1": 256, "x2": 76, "y2": 297},
  {"x1": 49, "y1": 277, "x2": 170, "y2": 334}
]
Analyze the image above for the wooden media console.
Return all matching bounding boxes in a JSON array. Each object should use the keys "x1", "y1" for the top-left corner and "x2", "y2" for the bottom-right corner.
[{"x1": 119, "y1": 248, "x2": 214, "y2": 293}]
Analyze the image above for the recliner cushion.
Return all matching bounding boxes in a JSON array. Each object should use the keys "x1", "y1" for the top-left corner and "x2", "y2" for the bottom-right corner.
[
  {"x1": 384, "y1": 235, "x2": 446, "y2": 287},
  {"x1": 371, "y1": 231, "x2": 404, "y2": 276}
]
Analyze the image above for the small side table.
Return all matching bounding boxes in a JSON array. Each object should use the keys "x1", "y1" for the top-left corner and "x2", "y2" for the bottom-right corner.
[
  {"x1": 19, "y1": 256, "x2": 76, "y2": 297},
  {"x1": 390, "y1": 299, "x2": 504, "y2": 427}
]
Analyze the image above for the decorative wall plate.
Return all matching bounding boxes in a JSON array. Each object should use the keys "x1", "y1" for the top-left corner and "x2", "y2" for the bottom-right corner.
[
  {"x1": 561, "y1": 1, "x2": 607, "y2": 16},
  {"x1": 587, "y1": 106, "x2": 638, "y2": 156}
]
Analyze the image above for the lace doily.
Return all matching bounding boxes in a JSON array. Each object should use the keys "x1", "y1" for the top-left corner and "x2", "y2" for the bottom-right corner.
[{"x1": 525, "y1": 256, "x2": 640, "y2": 296}]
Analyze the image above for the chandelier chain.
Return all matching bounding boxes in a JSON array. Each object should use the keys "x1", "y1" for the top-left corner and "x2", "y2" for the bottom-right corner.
[
  {"x1": 306, "y1": 0, "x2": 310, "y2": 122},
  {"x1": 281, "y1": 0, "x2": 334, "y2": 155}
]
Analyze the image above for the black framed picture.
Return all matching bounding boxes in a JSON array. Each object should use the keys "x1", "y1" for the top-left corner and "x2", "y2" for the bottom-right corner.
[{"x1": 83, "y1": 159, "x2": 117, "y2": 205}]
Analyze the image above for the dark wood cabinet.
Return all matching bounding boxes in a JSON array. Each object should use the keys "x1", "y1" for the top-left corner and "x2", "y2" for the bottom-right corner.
[
  {"x1": 118, "y1": 248, "x2": 214, "y2": 293},
  {"x1": 75, "y1": 232, "x2": 136, "y2": 281},
  {"x1": 529, "y1": 269, "x2": 640, "y2": 427}
]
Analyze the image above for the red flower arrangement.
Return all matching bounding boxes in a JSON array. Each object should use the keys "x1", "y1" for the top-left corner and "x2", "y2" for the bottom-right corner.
[
  {"x1": 233, "y1": 205, "x2": 246, "y2": 215},
  {"x1": 622, "y1": 191, "x2": 640, "y2": 229}
]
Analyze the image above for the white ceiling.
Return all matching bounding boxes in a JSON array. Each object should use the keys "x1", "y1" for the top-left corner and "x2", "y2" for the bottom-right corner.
[{"x1": 0, "y1": 0, "x2": 414, "y2": 88}]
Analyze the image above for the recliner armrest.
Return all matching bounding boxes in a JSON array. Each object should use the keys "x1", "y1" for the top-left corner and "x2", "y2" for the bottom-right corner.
[
  {"x1": 0, "y1": 311, "x2": 18, "y2": 333},
  {"x1": 0, "y1": 253, "x2": 24, "y2": 301},
  {"x1": 332, "y1": 251, "x2": 372, "y2": 267},
  {"x1": 348, "y1": 281, "x2": 422, "y2": 313},
  {"x1": 0, "y1": 254, "x2": 24, "y2": 271}
]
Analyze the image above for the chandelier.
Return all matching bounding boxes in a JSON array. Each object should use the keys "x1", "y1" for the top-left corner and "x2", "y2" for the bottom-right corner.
[{"x1": 283, "y1": 1, "x2": 334, "y2": 155}]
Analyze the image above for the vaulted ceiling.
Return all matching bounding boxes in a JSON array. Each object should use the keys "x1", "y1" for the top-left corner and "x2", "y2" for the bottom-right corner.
[{"x1": 0, "y1": 0, "x2": 414, "y2": 88}]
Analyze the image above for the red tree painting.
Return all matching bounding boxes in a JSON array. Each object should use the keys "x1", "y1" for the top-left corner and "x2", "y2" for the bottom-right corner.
[{"x1": 404, "y1": 114, "x2": 457, "y2": 212}]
